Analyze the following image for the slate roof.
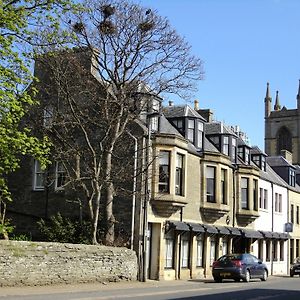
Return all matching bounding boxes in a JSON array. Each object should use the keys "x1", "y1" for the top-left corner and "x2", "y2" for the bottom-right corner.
[
  {"x1": 159, "y1": 114, "x2": 182, "y2": 136},
  {"x1": 266, "y1": 156, "x2": 295, "y2": 168},
  {"x1": 259, "y1": 164, "x2": 288, "y2": 188},
  {"x1": 205, "y1": 121, "x2": 237, "y2": 136},
  {"x1": 251, "y1": 146, "x2": 267, "y2": 156},
  {"x1": 163, "y1": 105, "x2": 206, "y2": 121}
]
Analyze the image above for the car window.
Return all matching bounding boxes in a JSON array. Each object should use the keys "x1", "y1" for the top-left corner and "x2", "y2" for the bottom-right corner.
[
  {"x1": 218, "y1": 254, "x2": 242, "y2": 262},
  {"x1": 251, "y1": 255, "x2": 259, "y2": 263}
]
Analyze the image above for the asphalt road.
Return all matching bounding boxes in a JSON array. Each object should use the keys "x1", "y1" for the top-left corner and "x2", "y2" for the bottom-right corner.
[{"x1": 0, "y1": 276, "x2": 300, "y2": 300}]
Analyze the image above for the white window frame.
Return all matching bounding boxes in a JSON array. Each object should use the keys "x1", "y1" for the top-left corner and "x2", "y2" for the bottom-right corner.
[
  {"x1": 196, "y1": 236, "x2": 203, "y2": 267},
  {"x1": 181, "y1": 236, "x2": 189, "y2": 268},
  {"x1": 55, "y1": 162, "x2": 66, "y2": 190},
  {"x1": 33, "y1": 160, "x2": 45, "y2": 191}
]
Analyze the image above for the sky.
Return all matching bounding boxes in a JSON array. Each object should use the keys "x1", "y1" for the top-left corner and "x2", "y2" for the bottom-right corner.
[{"x1": 138, "y1": 0, "x2": 300, "y2": 150}]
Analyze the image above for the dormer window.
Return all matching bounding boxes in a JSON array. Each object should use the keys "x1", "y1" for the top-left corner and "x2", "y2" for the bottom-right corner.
[
  {"x1": 231, "y1": 138, "x2": 237, "y2": 162},
  {"x1": 187, "y1": 119, "x2": 195, "y2": 143},
  {"x1": 172, "y1": 118, "x2": 183, "y2": 134},
  {"x1": 252, "y1": 154, "x2": 267, "y2": 171},
  {"x1": 209, "y1": 136, "x2": 220, "y2": 150},
  {"x1": 197, "y1": 121, "x2": 204, "y2": 149},
  {"x1": 222, "y1": 136, "x2": 229, "y2": 156},
  {"x1": 238, "y1": 146, "x2": 250, "y2": 164},
  {"x1": 289, "y1": 168, "x2": 296, "y2": 187}
]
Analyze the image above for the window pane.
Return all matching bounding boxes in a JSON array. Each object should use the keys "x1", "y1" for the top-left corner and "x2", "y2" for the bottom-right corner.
[
  {"x1": 165, "y1": 238, "x2": 174, "y2": 268},
  {"x1": 159, "y1": 151, "x2": 170, "y2": 193},
  {"x1": 241, "y1": 178, "x2": 249, "y2": 209},
  {"x1": 197, "y1": 239, "x2": 203, "y2": 267},
  {"x1": 206, "y1": 167, "x2": 216, "y2": 202}
]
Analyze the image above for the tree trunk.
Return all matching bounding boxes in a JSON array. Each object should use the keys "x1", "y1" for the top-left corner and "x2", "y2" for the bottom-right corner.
[{"x1": 104, "y1": 150, "x2": 115, "y2": 245}]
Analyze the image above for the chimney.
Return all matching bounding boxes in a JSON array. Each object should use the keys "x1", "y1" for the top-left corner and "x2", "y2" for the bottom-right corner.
[
  {"x1": 280, "y1": 149, "x2": 293, "y2": 164},
  {"x1": 197, "y1": 109, "x2": 214, "y2": 122},
  {"x1": 194, "y1": 99, "x2": 199, "y2": 110},
  {"x1": 168, "y1": 100, "x2": 173, "y2": 107}
]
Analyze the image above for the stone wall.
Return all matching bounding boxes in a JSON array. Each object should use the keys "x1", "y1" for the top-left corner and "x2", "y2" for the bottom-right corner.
[{"x1": 0, "y1": 241, "x2": 137, "y2": 286}]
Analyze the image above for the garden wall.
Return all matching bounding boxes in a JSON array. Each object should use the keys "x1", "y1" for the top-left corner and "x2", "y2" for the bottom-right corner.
[{"x1": 0, "y1": 240, "x2": 137, "y2": 286}]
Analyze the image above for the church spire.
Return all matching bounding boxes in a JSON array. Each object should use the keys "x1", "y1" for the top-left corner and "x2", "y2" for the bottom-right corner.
[
  {"x1": 274, "y1": 90, "x2": 281, "y2": 111},
  {"x1": 265, "y1": 82, "x2": 272, "y2": 118}
]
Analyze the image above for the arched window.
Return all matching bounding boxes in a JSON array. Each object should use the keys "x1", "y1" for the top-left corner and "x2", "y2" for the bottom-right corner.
[{"x1": 277, "y1": 126, "x2": 292, "y2": 154}]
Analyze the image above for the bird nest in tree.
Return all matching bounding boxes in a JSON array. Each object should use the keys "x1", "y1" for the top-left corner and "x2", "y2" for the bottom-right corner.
[
  {"x1": 98, "y1": 20, "x2": 116, "y2": 34},
  {"x1": 101, "y1": 5, "x2": 115, "y2": 19},
  {"x1": 138, "y1": 21, "x2": 154, "y2": 32},
  {"x1": 73, "y1": 22, "x2": 84, "y2": 33}
]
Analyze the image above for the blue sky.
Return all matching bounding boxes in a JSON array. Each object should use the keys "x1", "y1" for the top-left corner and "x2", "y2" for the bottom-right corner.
[{"x1": 139, "y1": 0, "x2": 300, "y2": 149}]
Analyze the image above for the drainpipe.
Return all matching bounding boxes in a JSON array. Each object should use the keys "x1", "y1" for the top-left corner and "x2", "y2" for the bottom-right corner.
[
  {"x1": 271, "y1": 182, "x2": 274, "y2": 275},
  {"x1": 126, "y1": 131, "x2": 138, "y2": 251}
]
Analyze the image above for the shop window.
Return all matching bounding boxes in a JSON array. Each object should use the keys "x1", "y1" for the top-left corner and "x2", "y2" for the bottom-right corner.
[
  {"x1": 280, "y1": 241, "x2": 284, "y2": 261},
  {"x1": 196, "y1": 236, "x2": 204, "y2": 267},
  {"x1": 181, "y1": 233, "x2": 190, "y2": 268},
  {"x1": 165, "y1": 231, "x2": 174, "y2": 269}
]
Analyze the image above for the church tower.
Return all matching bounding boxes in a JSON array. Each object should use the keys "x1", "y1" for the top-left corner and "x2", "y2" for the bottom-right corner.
[{"x1": 264, "y1": 81, "x2": 300, "y2": 164}]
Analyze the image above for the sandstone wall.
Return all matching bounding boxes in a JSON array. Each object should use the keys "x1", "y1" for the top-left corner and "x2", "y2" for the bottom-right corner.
[{"x1": 0, "y1": 241, "x2": 137, "y2": 286}]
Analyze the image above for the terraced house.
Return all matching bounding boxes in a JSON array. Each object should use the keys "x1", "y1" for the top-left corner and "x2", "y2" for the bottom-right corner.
[{"x1": 7, "y1": 51, "x2": 300, "y2": 282}]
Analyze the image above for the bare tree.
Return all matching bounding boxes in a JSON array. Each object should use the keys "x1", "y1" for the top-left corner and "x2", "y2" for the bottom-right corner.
[{"x1": 35, "y1": 0, "x2": 204, "y2": 245}]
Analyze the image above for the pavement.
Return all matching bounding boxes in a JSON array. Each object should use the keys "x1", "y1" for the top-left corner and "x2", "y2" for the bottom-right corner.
[
  {"x1": 0, "y1": 275, "x2": 288, "y2": 297},
  {"x1": 0, "y1": 277, "x2": 215, "y2": 297}
]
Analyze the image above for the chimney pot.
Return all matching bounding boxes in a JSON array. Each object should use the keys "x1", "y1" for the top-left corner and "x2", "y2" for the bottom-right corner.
[{"x1": 168, "y1": 101, "x2": 173, "y2": 106}]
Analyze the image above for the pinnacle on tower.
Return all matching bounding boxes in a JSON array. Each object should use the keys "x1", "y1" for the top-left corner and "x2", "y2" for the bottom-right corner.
[
  {"x1": 297, "y1": 79, "x2": 300, "y2": 99},
  {"x1": 274, "y1": 90, "x2": 281, "y2": 111},
  {"x1": 264, "y1": 82, "x2": 272, "y2": 118}
]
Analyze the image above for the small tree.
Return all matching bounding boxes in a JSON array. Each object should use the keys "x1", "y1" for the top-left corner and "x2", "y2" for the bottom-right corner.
[
  {"x1": 0, "y1": 0, "x2": 75, "y2": 239},
  {"x1": 36, "y1": 0, "x2": 204, "y2": 245}
]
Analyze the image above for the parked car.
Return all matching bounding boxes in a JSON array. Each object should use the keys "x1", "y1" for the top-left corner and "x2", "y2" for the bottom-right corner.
[
  {"x1": 212, "y1": 253, "x2": 268, "y2": 283},
  {"x1": 290, "y1": 257, "x2": 300, "y2": 277}
]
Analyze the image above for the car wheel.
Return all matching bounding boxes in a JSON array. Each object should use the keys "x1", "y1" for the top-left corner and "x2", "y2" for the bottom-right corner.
[
  {"x1": 290, "y1": 272, "x2": 294, "y2": 277},
  {"x1": 214, "y1": 277, "x2": 222, "y2": 283},
  {"x1": 243, "y1": 270, "x2": 250, "y2": 282},
  {"x1": 261, "y1": 269, "x2": 268, "y2": 281}
]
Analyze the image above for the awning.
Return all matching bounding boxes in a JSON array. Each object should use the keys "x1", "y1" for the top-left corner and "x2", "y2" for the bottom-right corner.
[
  {"x1": 272, "y1": 232, "x2": 281, "y2": 239},
  {"x1": 227, "y1": 227, "x2": 242, "y2": 236},
  {"x1": 280, "y1": 233, "x2": 290, "y2": 240},
  {"x1": 260, "y1": 231, "x2": 273, "y2": 239},
  {"x1": 202, "y1": 224, "x2": 218, "y2": 234},
  {"x1": 187, "y1": 223, "x2": 205, "y2": 233},
  {"x1": 215, "y1": 226, "x2": 231, "y2": 235},
  {"x1": 241, "y1": 228, "x2": 263, "y2": 239},
  {"x1": 168, "y1": 221, "x2": 190, "y2": 232}
]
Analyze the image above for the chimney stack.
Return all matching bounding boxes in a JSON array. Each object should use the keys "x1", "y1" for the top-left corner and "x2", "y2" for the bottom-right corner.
[
  {"x1": 168, "y1": 100, "x2": 173, "y2": 107},
  {"x1": 194, "y1": 99, "x2": 199, "y2": 110}
]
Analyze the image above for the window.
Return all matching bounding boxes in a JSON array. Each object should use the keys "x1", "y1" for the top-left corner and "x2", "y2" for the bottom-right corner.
[
  {"x1": 43, "y1": 106, "x2": 54, "y2": 128},
  {"x1": 33, "y1": 160, "x2": 45, "y2": 190},
  {"x1": 252, "y1": 155, "x2": 260, "y2": 167},
  {"x1": 280, "y1": 241, "x2": 284, "y2": 261},
  {"x1": 206, "y1": 166, "x2": 216, "y2": 203},
  {"x1": 253, "y1": 179, "x2": 258, "y2": 211},
  {"x1": 172, "y1": 119, "x2": 183, "y2": 134},
  {"x1": 297, "y1": 239, "x2": 300, "y2": 258},
  {"x1": 277, "y1": 126, "x2": 292, "y2": 154},
  {"x1": 165, "y1": 232, "x2": 174, "y2": 269},
  {"x1": 275, "y1": 193, "x2": 282, "y2": 213},
  {"x1": 231, "y1": 138, "x2": 237, "y2": 161},
  {"x1": 241, "y1": 177, "x2": 249, "y2": 209},
  {"x1": 273, "y1": 241, "x2": 278, "y2": 261},
  {"x1": 238, "y1": 146, "x2": 250, "y2": 164},
  {"x1": 222, "y1": 136, "x2": 229, "y2": 156},
  {"x1": 297, "y1": 206, "x2": 299, "y2": 225},
  {"x1": 159, "y1": 151, "x2": 170, "y2": 193},
  {"x1": 221, "y1": 169, "x2": 227, "y2": 204},
  {"x1": 245, "y1": 148, "x2": 250, "y2": 164},
  {"x1": 55, "y1": 162, "x2": 66, "y2": 190},
  {"x1": 197, "y1": 121, "x2": 204, "y2": 149},
  {"x1": 291, "y1": 204, "x2": 294, "y2": 224},
  {"x1": 258, "y1": 240, "x2": 263, "y2": 260},
  {"x1": 196, "y1": 237, "x2": 203, "y2": 267},
  {"x1": 175, "y1": 153, "x2": 184, "y2": 196},
  {"x1": 289, "y1": 169, "x2": 296, "y2": 187},
  {"x1": 150, "y1": 116, "x2": 159, "y2": 132},
  {"x1": 266, "y1": 240, "x2": 271, "y2": 262},
  {"x1": 222, "y1": 239, "x2": 228, "y2": 256},
  {"x1": 264, "y1": 189, "x2": 268, "y2": 210},
  {"x1": 187, "y1": 119, "x2": 195, "y2": 143},
  {"x1": 210, "y1": 238, "x2": 216, "y2": 266},
  {"x1": 181, "y1": 233, "x2": 189, "y2": 268},
  {"x1": 260, "y1": 188, "x2": 268, "y2": 210},
  {"x1": 262, "y1": 156, "x2": 266, "y2": 171},
  {"x1": 290, "y1": 239, "x2": 294, "y2": 264}
]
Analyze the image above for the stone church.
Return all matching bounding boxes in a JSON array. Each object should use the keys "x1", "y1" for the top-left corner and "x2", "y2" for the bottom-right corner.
[{"x1": 264, "y1": 81, "x2": 300, "y2": 165}]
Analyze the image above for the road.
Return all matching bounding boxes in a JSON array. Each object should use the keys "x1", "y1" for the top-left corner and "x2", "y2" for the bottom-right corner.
[{"x1": 0, "y1": 276, "x2": 300, "y2": 300}]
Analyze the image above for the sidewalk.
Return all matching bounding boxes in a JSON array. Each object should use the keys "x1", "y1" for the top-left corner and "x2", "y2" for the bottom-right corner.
[{"x1": 0, "y1": 278, "x2": 213, "y2": 297}]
